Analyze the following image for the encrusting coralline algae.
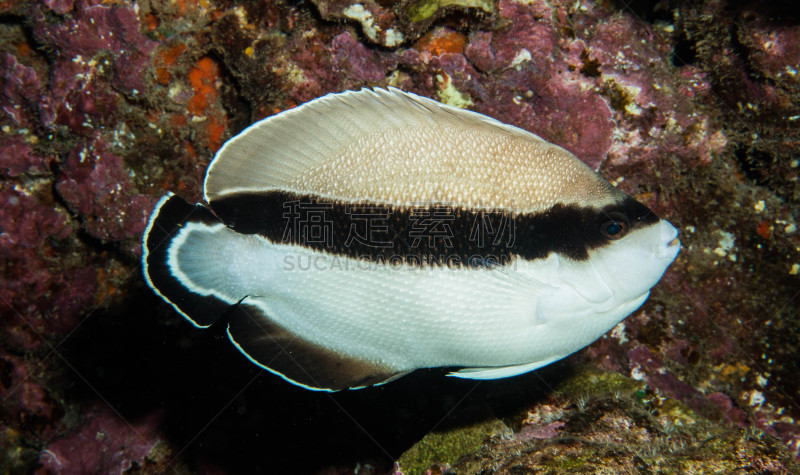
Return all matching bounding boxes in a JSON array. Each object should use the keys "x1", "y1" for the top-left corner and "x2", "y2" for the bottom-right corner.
[{"x1": 0, "y1": 0, "x2": 798, "y2": 472}]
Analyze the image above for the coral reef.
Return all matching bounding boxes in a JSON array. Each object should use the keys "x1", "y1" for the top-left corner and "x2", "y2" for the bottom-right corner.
[
  {"x1": 396, "y1": 367, "x2": 800, "y2": 474},
  {"x1": 0, "y1": 0, "x2": 798, "y2": 472},
  {"x1": 311, "y1": 0, "x2": 494, "y2": 48},
  {"x1": 37, "y1": 405, "x2": 171, "y2": 474},
  {"x1": 675, "y1": 0, "x2": 800, "y2": 202}
]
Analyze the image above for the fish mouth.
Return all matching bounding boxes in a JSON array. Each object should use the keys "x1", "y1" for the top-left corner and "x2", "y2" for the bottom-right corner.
[
  {"x1": 661, "y1": 237, "x2": 681, "y2": 261},
  {"x1": 657, "y1": 221, "x2": 681, "y2": 261}
]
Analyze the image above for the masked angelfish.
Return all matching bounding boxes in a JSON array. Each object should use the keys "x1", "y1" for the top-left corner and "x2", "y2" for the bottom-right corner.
[{"x1": 142, "y1": 87, "x2": 680, "y2": 391}]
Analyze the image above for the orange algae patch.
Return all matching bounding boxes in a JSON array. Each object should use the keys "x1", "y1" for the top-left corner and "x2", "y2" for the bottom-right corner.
[
  {"x1": 414, "y1": 29, "x2": 466, "y2": 56},
  {"x1": 161, "y1": 172, "x2": 175, "y2": 191},
  {"x1": 155, "y1": 68, "x2": 170, "y2": 84},
  {"x1": 635, "y1": 191, "x2": 654, "y2": 203},
  {"x1": 175, "y1": 0, "x2": 210, "y2": 13},
  {"x1": 756, "y1": 221, "x2": 772, "y2": 239},
  {"x1": 15, "y1": 41, "x2": 32, "y2": 57},
  {"x1": 175, "y1": 0, "x2": 190, "y2": 13},
  {"x1": 155, "y1": 43, "x2": 187, "y2": 85},
  {"x1": 188, "y1": 57, "x2": 220, "y2": 116},
  {"x1": 144, "y1": 13, "x2": 159, "y2": 32},
  {"x1": 170, "y1": 114, "x2": 187, "y2": 127},
  {"x1": 185, "y1": 141, "x2": 197, "y2": 159},
  {"x1": 162, "y1": 43, "x2": 186, "y2": 66},
  {"x1": 147, "y1": 110, "x2": 162, "y2": 124},
  {"x1": 187, "y1": 57, "x2": 228, "y2": 151},
  {"x1": 272, "y1": 102, "x2": 297, "y2": 114},
  {"x1": 94, "y1": 267, "x2": 122, "y2": 305},
  {"x1": 206, "y1": 115, "x2": 228, "y2": 152}
]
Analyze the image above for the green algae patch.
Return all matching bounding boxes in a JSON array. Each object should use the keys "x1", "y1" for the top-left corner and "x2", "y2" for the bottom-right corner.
[
  {"x1": 396, "y1": 418, "x2": 508, "y2": 474},
  {"x1": 435, "y1": 73, "x2": 474, "y2": 108},
  {"x1": 554, "y1": 365, "x2": 645, "y2": 399},
  {"x1": 659, "y1": 398, "x2": 699, "y2": 426},
  {"x1": 446, "y1": 394, "x2": 800, "y2": 473},
  {"x1": 405, "y1": 0, "x2": 494, "y2": 23}
]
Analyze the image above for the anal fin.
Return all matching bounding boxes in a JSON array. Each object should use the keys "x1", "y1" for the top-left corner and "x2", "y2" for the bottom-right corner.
[{"x1": 227, "y1": 301, "x2": 405, "y2": 391}]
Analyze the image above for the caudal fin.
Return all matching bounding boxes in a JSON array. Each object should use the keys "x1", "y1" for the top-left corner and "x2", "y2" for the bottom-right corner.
[
  {"x1": 142, "y1": 193, "x2": 236, "y2": 327},
  {"x1": 142, "y1": 193, "x2": 406, "y2": 391}
]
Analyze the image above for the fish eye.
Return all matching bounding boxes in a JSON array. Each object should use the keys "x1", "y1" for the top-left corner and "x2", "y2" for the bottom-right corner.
[{"x1": 600, "y1": 212, "x2": 630, "y2": 240}]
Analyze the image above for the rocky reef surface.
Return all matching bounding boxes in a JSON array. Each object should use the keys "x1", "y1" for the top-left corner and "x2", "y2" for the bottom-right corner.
[{"x1": 0, "y1": 0, "x2": 798, "y2": 472}]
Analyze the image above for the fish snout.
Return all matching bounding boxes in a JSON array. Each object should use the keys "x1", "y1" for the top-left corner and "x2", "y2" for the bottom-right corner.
[{"x1": 658, "y1": 220, "x2": 681, "y2": 261}]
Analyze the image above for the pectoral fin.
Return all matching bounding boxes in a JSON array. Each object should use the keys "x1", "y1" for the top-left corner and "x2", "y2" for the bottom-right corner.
[{"x1": 447, "y1": 357, "x2": 562, "y2": 380}]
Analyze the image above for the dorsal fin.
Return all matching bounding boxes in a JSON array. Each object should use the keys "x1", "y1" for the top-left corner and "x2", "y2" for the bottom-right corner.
[
  {"x1": 203, "y1": 87, "x2": 619, "y2": 217},
  {"x1": 204, "y1": 87, "x2": 544, "y2": 204}
]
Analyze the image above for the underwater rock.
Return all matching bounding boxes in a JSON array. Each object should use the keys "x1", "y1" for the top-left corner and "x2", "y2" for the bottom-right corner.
[
  {"x1": 0, "y1": 137, "x2": 50, "y2": 177},
  {"x1": 0, "y1": 0, "x2": 796, "y2": 471},
  {"x1": 55, "y1": 134, "x2": 153, "y2": 243},
  {"x1": 0, "y1": 0, "x2": 27, "y2": 15},
  {"x1": 37, "y1": 405, "x2": 171, "y2": 473},
  {"x1": 451, "y1": 395, "x2": 800, "y2": 473},
  {"x1": 397, "y1": 367, "x2": 800, "y2": 474},
  {"x1": 312, "y1": 0, "x2": 494, "y2": 47},
  {"x1": 314, "y1": 0, "x2": 406, "y2": 47},
  {"x1": 0, "y1": 53, "x2": 43, "y2": 127},
  {"x1": 395, "y1": 418, "x2": 510, "y2": 474},
  {"x1": 741, "y1": 19, "x2": 800, "y2": 82},
  {"x1": 32, "y1": 0, "x2": 157, "y2": 96},
  {"x1": 0, "y1": 186, "x2": 96, "y2": 351},
  {"x1": 43, "y1": 53, "x2": 120, "y2": 135},
  {"x1": 42, "y1": 0, "x2": 75, "y2": 15},
  {"x1": 331, "y1": 32, "x2": 396, "y2": 83},
  {"x1": 675, "y1": 0, "x2": 799, "y2": 200},
  {"x1": 254, "y1": 0, "x2": 729, "y2": 172},
  {"x1": 0, "y1": 351, "x2": 63, "y2": 439}
]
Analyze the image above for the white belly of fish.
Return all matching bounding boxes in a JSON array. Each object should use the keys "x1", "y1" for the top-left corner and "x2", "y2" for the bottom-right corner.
[{"x1": 170, "y1": 221, "x2": 646, "y2": 376}]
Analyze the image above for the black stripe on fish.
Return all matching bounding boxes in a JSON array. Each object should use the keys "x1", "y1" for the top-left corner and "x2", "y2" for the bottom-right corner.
[{"x1": 208, "y1": 191, "x2": 659, "y2": 264}]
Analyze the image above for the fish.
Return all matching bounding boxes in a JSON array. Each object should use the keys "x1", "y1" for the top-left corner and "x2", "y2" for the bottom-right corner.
[{"x1": 142, "y1": 87, "x2": 680, "y2": 391}]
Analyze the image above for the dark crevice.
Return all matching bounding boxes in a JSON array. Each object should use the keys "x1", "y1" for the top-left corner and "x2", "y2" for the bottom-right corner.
[
  {"x1": 207, "y1": 49, "x2": 253, "y2": 136},
  {"x1": 610, "y1": 0, "x2": 673, "y2": 24},
  {"x1": 49, "y1": 180, "x2": 139, "y2": 265},
  {"x1": 727, "y1": 0, "x2": 800, "y2": 22},
  {"x1": 734, "y1": 146, "x2": 775, "y2": 189},
  {"x1": 729, "y1": 22, "x2": 768, "y2": 85},
  {"x1": 670, "y1": 32, "x2": 696, "y2": 67},
  {"x1": 0, "y1": 13, "x2": 26, "y2": 25},
  {"x1": 579, "y1": 50, "x2": 602, "y2": 77}
]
